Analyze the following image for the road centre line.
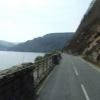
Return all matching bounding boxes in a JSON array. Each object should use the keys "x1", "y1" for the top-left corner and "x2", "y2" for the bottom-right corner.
[
  {"x1": 73, "y1": 66, "x2": 79, "y2": 76},
  {"x1": 81, "y1": 84, "x2": 90, "y2": 100},
  {"x1": 72, "y1": 62, "x2": 79, "y2": 76},
  {"x1": 72, "y1": 60, "x2": 90, "y2": 100}
]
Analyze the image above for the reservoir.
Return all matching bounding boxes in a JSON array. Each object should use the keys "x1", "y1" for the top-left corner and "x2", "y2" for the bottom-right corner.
[{"x1": 0, "y1": 51, "x2": 44, "y2": 70}]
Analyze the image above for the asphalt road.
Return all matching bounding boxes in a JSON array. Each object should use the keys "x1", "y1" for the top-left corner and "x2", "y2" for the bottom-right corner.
[{"x1": 37, "y1": 54, "x2": 100, "y2": 100}]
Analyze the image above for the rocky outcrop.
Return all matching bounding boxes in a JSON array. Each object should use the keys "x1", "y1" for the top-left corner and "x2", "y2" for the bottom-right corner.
[{"x1": 65, "y1": 0, "x2": 100, "y2": 65}]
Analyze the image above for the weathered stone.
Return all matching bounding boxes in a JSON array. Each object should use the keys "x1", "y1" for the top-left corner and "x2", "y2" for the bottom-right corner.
[
  {"x1": 65, "y1": 0, "x2": 100, "y2": 65},
  {"x1": 0, "y1": 63, "x2": 36, "y2": 100},
  {"x1": 0, "y1": 53, "x2": 61, "y2": 100}
]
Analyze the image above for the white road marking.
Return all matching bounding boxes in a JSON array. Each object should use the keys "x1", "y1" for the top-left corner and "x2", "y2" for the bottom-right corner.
[
  {"x1": 73, "y1": 66, "x2": 79, "y2": 76},
  {"x1": 81, "y1": 84, "x2": 90, "y2": 100},
  {"x1": 72, "y1": 62, "x2": 79, "y2": 76}
]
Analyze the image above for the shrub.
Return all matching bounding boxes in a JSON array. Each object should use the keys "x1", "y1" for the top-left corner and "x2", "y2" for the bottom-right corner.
[{"x1": 35, "y1": 56, "x2": 43, "y2": 62}]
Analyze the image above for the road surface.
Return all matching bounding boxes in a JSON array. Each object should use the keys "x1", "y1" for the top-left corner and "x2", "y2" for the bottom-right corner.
[{"x1": 37, "y1": 54, "x2": 100, "y2": 100}]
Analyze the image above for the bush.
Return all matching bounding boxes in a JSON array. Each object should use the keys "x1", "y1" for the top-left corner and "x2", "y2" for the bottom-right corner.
[
  {"x1": 44, "y1": 50, "x2": 61, "y2": 58},
  {"x1": 35, "y1": 56, "x2": 43, "y2": 62}
]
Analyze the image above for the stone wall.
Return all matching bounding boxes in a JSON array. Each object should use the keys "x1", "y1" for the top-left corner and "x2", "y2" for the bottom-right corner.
[
  {"x1": 0, "y1": 63, "x2": 36, "y2": 100},
  {"x1": 0, "y1": 53, "x2": 61, "y2": 100}
]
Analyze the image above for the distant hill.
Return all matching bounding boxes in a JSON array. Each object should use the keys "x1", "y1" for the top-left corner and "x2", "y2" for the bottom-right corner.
[
  {"x1": 8, "y1": 33, "x2": 73, "y2": 52},
  {"x1": 0, "y1": 40, "x2": 15, "y2": 51}
]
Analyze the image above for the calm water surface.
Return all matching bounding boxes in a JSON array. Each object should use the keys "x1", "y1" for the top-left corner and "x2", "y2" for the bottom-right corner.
[{"x1": 0, "y1": 51, "x2": 44, "y2": 70}]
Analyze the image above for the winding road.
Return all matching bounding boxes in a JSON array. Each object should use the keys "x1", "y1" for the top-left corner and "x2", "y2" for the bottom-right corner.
[{"x1": 37, "y1": 54, "x2": 100, "y2": 100}]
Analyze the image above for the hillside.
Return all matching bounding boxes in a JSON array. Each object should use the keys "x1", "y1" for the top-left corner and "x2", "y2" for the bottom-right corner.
[
  {"x1": 64, "y1": 0, "x2": 100, "y2": 65},
  {"x1": 9, "y1": 33, "x2": 73, "y2": 52},
  {"x1": 0, "y1": 40, "x2": 15, "y2": 51}
]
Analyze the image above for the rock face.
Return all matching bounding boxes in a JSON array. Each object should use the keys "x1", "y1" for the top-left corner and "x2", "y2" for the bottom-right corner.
[{"x1": 65, "y1": 0, "x2": 100, "y2": 64}]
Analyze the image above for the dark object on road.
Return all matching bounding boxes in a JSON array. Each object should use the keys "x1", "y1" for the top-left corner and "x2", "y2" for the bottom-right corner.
[{"x1": 52, "y1": 54, "x2": 61, "y2": 65}]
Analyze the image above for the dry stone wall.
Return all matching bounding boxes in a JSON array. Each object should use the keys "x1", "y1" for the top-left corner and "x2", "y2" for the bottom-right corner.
[
  {"x1": 0, "y1": 63, "x2": 36, "y2": 100},
  {"x1": 0, "y1": 53, "x2": 62, "y2": 100}
]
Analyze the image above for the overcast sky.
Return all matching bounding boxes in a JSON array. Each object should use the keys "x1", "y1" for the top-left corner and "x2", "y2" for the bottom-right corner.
[{"x1": 0, "y1": 0, "x2": 92, "y2": 42}]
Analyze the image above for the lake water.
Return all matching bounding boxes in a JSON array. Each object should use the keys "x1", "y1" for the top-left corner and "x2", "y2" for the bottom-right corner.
[{"x1": 0, "y1": 51, "x2": 44, "y2": 70}]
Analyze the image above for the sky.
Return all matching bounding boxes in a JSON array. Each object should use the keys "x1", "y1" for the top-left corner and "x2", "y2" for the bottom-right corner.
[{"x1": 0, "y1": 0, "x2": 92, "y2": 42}]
